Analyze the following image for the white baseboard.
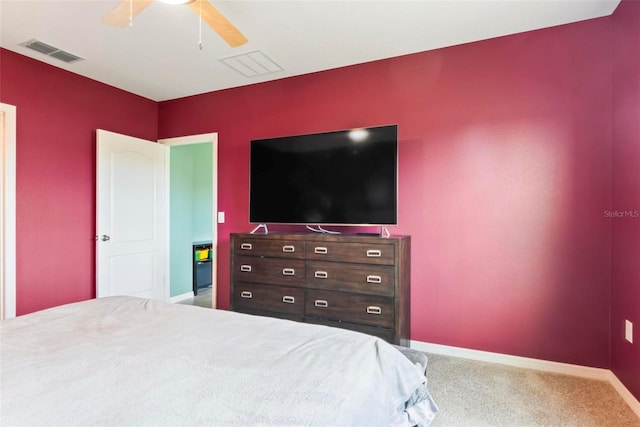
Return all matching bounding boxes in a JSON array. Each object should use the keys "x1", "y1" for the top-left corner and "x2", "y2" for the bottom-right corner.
[
  {"x1": 410, "y1": 341, "x2": 610, "y2": 379},
  {"x1": 411, "y1": 340, "x2": 640, "y2": 418},
  {"x1": 607, "y1": 370, "x2": 640, "y2": 419},
  {"x1": 169, "y1": 292, "x2": 194, "y2": 303}
]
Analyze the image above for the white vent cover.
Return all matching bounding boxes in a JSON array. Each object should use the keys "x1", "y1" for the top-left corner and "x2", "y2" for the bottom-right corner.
[
  {"x1": 20, "y1": 39, "x2": 84, "y2": 64},
  {"x1": 220, "y1": 50, "x2": 283, "y2": 78}
]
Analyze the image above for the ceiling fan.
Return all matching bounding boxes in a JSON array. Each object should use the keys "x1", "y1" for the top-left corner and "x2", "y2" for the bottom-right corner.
[{"x1": 102, "y1": 0, "x2": 248, "y2": 48}]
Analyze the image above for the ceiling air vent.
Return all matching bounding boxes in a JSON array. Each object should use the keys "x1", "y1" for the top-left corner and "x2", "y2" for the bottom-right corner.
[
  {"x1": 20, "y1": 39, "x2": 84, "y2": 64},
  {"x1": 220, "y1": 50, "x2": 283, "y2": 78}
]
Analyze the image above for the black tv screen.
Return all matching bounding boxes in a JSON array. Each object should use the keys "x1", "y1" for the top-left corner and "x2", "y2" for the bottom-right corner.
[{"x1": 250, "y1": 125, "x2": 398, "y2": 226}]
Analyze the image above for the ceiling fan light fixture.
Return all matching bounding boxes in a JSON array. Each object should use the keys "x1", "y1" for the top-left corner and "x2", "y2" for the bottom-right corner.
[
  {"x1": 102, "y1": 0, "x2": 246, "y2": 47},
  {"x1": 158, "y1": 0, "x2": 194, "y2": 5}
]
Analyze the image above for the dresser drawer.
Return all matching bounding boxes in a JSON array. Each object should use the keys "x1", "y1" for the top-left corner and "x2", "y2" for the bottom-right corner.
[
  {"x1": 305, "y1": 241, "x2": 395, "y2": 265},
  {"x1": 306, "y1": 261, "x2": 394, "y2": 296},
  {"x1": 236, "y1": 307, "x2": 304, "y2": 323},
  {"x1": 305, "y1": 289, "x2": 394, "y2": 328},
  {"x1": 233, "y1": 282, "x2": 305, "y2": 316},
  {"x1": 233, "y1": 238, "x2": 304, "y2": 259},
  {"x1": 233, "y1": 256, "x2": 305, "y2": 287},
  {"x1": 305, "y1": 318, "x2": 394, "y2": 342}
]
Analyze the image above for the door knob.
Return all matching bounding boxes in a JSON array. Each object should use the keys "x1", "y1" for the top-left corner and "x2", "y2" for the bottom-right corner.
[{"x1": 100, "y1": 235, "x2": 110, "y2": 241}]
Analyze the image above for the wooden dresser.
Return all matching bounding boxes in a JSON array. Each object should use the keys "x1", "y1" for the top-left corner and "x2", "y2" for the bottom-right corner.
[{"x1": 230, "y1": 233, "x2": 410, "y2": 346}]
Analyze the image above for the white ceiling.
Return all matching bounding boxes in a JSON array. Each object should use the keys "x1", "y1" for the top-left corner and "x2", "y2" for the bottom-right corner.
[{"x1": 0, "y1": 0, "x2": 620, "y2": 102}]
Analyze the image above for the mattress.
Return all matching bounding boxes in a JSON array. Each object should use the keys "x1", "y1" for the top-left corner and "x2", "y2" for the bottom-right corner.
[
  {"x1": 0, "y1": 296, "x2": 438, "y2": 426},
  {"x1": 393, "y1": 345, "x2": 429, "y2": 374}
]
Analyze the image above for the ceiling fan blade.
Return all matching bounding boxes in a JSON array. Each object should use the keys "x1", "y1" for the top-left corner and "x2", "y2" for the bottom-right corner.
[
  {"x1": 102, "y1": 0, "x2": 155, "y2": 27},
  {"x1": 188, "y1": 0, "x2": 248, "y2": 48}
]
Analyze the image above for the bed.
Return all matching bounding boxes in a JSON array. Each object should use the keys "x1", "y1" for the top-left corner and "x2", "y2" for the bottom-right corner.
[{"x1": 1, "y1": 296, "x2": 438, "y2": 426}]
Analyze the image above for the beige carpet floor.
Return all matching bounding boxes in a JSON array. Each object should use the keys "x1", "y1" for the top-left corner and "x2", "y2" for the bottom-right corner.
[{"x1": 425, "y1": 353, "x2": 640, "y2": 427}]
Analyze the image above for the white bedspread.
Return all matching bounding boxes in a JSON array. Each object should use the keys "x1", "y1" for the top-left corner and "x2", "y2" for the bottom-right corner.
[{"x1": 1, "y1": 296, "x2": 437, "y2": 426}]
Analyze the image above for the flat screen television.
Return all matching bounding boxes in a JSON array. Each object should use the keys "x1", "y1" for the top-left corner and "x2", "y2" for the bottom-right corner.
[{"x1": 250, "y1": 124, "x2": 398, "y2": 226}]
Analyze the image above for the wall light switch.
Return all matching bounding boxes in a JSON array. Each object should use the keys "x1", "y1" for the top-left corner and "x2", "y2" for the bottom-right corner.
[
  {"x1": 625, "y1": 320, "x2": 633, "y2": 344},
  {"x1": 217, "y1": 212, "x2": 225, "y2": 224}
]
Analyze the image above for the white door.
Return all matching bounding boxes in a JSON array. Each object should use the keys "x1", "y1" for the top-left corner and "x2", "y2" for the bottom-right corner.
[{"x1": 96, "y1": 130, "x2": 167, "y2": 300}]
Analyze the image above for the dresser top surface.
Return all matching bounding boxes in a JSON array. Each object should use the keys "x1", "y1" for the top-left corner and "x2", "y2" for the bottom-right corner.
[{"x1": 231, "y1": 232, "x2": 409, "y2": 244}]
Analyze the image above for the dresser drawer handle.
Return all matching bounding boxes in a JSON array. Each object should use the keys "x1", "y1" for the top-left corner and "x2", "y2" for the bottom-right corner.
[
  {"x1": 240, "y1": 243, "x2": 253, "y2": 251},
  {"x1": 366, "y1": 306, "x2": 382, "y2": 315},
  {"x1": 282, "y1": 245, "x2": 295, "y2": 253},
  {"x1": 240, "y1": 291, "x2": 253, "y2": 299},
  {"x1": 314, "y1": 271, "x2": 328, "y2": 279},
  {"x1": 282, "y1": 268, "x2": 295, "y2": 276},
  {"x1": 366, "y1": 275, "x2": 382, "y2": 284},
  {"x1": 314, "y1": 247, "x2": 328, "y2": 254},
  {"x1": 240, "y1": 265, "x2": 252, "y2": 273},
  {"x1": 366, "y1": 249, "x2": 382, "y2": 257},
  {"x1": 282, "y1": 296, "x2": 295, "y2": 304},
  {"x1": 314, "y1": 300, "x2": 328, "y2": 308}
]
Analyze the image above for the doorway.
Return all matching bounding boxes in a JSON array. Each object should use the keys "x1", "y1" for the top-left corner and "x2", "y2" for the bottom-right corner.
[
  {"x1": 159, "y1": 133, "x2": 218, "y2": 308},
  {"x1": 0, "y1": 103, "x2": 16, "y2": 319}
]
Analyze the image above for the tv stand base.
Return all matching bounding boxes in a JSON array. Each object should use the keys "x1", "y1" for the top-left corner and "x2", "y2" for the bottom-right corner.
[{"x1": 250, "y1": 224, "x2": 269, "y2": 234}]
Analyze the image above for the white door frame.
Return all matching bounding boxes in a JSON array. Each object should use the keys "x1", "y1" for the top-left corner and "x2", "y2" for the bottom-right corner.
[
  {"x1": 158, "y1": 133, "x2": 218, "y2": 308},
  {"x1": 1, "y1": 103, "x2": 17, "y2": 319}
]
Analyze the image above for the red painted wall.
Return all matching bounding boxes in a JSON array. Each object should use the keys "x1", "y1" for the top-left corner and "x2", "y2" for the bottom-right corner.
[
  {"x1": 0, "y1": 49, "x2": 158, "y2": 314},
  {"x1": 611, "y1": 0, "x2": 640, "y2": 400},
  {"x1": 159, "y1": 18, "x2": 613, "y2": 368}
]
